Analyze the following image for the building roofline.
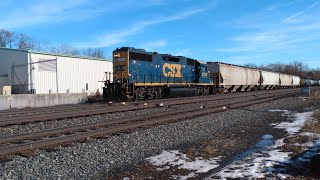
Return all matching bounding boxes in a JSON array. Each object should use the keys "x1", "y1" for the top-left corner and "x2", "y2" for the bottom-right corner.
[{"x1": 0, "y1": 47, "x2": 112, "y2": 62}]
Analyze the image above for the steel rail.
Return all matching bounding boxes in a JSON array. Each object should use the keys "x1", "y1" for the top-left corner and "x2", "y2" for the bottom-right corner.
[
  {"x1": 0, "y1": 91, "x2": 301, "y2": 158},
  {"x1": 0, "y1": 88, "x2": 301, "y2": 118},
  {"x1": 0, "y1": 89, "x2": 302, "y2": 127},
  {"x1": 0, "y1": 91, "x2": 298, "y2": 145}
]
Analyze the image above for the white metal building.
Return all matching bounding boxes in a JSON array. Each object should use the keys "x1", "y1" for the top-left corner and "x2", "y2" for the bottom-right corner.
[{"x1": 0, "y1": 48, "x2": 113, "y2": 94}]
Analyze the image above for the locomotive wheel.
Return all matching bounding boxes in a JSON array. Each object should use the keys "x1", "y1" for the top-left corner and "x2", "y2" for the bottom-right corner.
[{"x1": 153, "y1": 92, "x2": 157, "y2": 99}]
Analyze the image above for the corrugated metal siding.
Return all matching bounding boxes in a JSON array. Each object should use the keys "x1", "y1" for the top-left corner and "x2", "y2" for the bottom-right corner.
[{"x1": 30, "y1": 53, "x2": 113, "y2": 94}]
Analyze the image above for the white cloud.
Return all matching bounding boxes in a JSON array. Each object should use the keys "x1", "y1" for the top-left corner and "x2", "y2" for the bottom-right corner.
[
  {"x1": 170, "y1": 48, "x2": 193, "y2": 57},
  {"x1": 139, "y1": 40, "x2": 167, "y2": 51},
  {"x1": 210, "y1": 46, "x2": 255, "y2": 53},
  {"x1": 78, "y1": 8, "x2": 207, "y2": 48},
  {"x1": 0, "y1": 0, "x2": 109, "y2": 29},
  {"x1": 214, "y1": 1, "x2": 320, "y2": 55},
  {"x1": 222, "y1": 54, "x2": 264, "y2": 65},
  {"x1": 282, "y1": 0, "x2": 320, "y2": 24}
]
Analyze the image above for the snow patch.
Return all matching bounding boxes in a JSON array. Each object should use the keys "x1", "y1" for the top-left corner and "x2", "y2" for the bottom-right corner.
[
  {"x1": 269, "y1": 109, "x2": 291, "y2": 116},
  {"x1": 206, "y1": 111, "x2": 316, "y2": 179},
  {"x1": 206, "y1": 137, "x2": 292, "y2": 179},
  {"x1": 268, "y1": 109, "x2": 289, "y2": 113},
  {"x1": 146, "y1": 150, "x2": 221, "y2": 178},
  {"x1": 256, "y1": 134, "x2": 273, "y2": 147},
  {"x1": 275, "y1": 112, "x2": 313, "y2": 134}
]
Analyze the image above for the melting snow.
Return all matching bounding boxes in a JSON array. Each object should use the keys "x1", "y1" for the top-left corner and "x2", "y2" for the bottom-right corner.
[
  {"x1": 146, "y1": 110, "x2": 319, "y2": 179},
  {"x1": 206, "y1": 136, "x2": 292, "y2": 179},
  {"x1": 206, "y1": 110, "x2": 317, "y2": 179},
  {"x1": 146, "y1": 150, "x2": 221, "y2": 179},
  {"x1": 268, "y1": 109, "x2": 289, "y2": 112},
  {"x1": 269, "y1": 109, "x2": 290, "y2": 116},
  {"x1": 275, "y1": 112, "x2": 314, "y2": 134}
]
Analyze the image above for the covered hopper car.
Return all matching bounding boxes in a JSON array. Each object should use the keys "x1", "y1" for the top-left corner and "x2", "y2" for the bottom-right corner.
[
  {"x1": 207, "y1": 62, "x2": 300, "y2": 93},
  {"x1": 300, "y1": 79, "x2": 318, "y2": 86}
]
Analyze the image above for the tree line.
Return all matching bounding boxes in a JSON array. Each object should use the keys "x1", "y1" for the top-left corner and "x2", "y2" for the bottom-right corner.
[
  {"x1": 244, "y1": 61, "x2": 320, "y2": 80},
  {"x1": 0, "y1": 29, "x2": 106, "y2": 58},
  {"x1": 1, "y1": 29, "x2": 319, "y2": 79}
]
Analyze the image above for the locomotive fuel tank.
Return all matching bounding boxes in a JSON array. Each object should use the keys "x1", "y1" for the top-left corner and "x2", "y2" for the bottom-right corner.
[{"x1": 165, "y1": 87, "x2": 196, "y2": 98}]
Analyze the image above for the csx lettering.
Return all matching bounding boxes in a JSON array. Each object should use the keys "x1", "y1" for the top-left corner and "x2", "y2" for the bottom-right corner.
[
  {"x1": 162, "y1": 63, "x2": 182, "y2": 78},
  {"x1": 114, "y1": 58, "x2": 126, "y2": 62}
]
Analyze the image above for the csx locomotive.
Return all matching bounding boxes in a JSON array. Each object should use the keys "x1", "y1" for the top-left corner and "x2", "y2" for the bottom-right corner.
[{"x1": 103, "y1": 47, "x2": 214, "y2": 101}]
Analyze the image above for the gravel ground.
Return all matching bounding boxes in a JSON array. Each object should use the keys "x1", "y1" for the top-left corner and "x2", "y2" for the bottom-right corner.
[
  {"x1": 0, "y1": 94, "x2": 316, "y2": 179},
  {"x1": 0, "y1": 95, "x2": 268, "y2": 137}
]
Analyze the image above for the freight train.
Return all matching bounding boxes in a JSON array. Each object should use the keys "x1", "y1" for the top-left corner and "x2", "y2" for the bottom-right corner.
[{"x1": 102, "y1": 47, "x2": 318, "y2": 101}]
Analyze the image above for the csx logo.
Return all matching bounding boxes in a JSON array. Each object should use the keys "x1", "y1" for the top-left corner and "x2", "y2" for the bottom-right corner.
[
  {"x1": 113, "y1": 53, "x2": 121, "y2": 58},
  {"x1": 162, "y1": 63, "x2": 182, "y2": 78}
]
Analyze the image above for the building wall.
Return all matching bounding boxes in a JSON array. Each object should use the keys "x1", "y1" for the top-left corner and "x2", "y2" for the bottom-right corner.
[
  {"x1": 0, "y1": 48, "x2": 113, "y2": 94},
  {"x1": 29, "y1": 53, "x2": 113, "y2": 94},
  {"x1": 0, "y1": 48, "x2": 29, "y2": 93},
  {"x1": 0, "y1": 76, "x2": 9, "y2": 87},
  {"x1": 0, "y1": 93, "x2": 88, "y2": 110}
]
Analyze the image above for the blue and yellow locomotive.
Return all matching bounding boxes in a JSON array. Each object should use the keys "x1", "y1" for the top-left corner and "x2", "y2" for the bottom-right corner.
[{"x1": 103, "y1": 47, "x2": 214, "y2": 101}]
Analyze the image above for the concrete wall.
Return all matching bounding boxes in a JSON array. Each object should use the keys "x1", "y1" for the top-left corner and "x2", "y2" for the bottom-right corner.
[{"x1": 0, "y1": 93, "x2": 88, "y2": 110}]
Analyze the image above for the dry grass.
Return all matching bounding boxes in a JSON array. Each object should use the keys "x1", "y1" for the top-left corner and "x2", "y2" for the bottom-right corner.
[
  {"x1": 280, "y1": 143, "x2": 305, "y2": 159},
  {"x1": 283, "y1": 135, "x2": 312, "y2": 144},
  {"x1": 307, "y1": 91, "x2": 320, "y2": 106},
  {"x1": 280, "y1": 109, "x2": 320, "y2": 161},
  {"x1": 280, "y1": 135, "x2": 317, "y2": 159},
  {"x1": 300, "y1": 111, "x2": 320, "y2": 134},
  {"x1": 312, "y1": 110, "x2": 320, "y2": 120}
]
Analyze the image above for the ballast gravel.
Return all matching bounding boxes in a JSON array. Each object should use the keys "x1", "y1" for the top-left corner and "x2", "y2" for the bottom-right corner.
[
  {"x1": 0, "y1": 95, "x2": 263, "y2": 137},
  {"x1": 0, "y1": 96, "x2": 314, "y2": 179}
]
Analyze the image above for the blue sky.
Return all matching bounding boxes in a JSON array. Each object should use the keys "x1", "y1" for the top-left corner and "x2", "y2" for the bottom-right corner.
[{"x1": 0, "y1": 0, "x2": 319, "y2": 68}]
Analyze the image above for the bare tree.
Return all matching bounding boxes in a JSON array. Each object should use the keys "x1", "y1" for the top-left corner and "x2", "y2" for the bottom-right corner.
[
  {"x1": 15, "y1": 33, "x2": 35, "y2": 50},
  {"x1": 50, "y1": 44, "x2": 80, "y2": 55},
  {"x1": 0, "y1": 29, "x2": 8, "y2": 47},
  {"x1": 243, "y1": 63, "x2": 258, "y2": 68},
  {"x1": 82, "y1": 48, "x2": 105, "y2": 58},
  {"x1": 0, "y1": 29, "x2": 16, "y2": 48},
  {"x1": 32, "y1": 39, "x2": 51, "y2": 52},
  {"x1": 267, "y1": 62, "x2": 285, "y2": 73}
]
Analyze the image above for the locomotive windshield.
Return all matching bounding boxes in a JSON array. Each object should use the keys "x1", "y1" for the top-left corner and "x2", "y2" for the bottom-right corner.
[{"x1": 129, "y1": 52, "x2": 152, "y2": 62}]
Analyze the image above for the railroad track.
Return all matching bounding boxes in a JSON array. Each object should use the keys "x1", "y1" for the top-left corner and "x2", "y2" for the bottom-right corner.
[
  {"x1": 0, "y1": 88, "x2": 304, "y2": 127},
  {"x1": 0, "y1": 88, "x2": 307, "y2": 160},
  {"x1": 0, "y1": 88, "x2": 303, "y2": 118}
]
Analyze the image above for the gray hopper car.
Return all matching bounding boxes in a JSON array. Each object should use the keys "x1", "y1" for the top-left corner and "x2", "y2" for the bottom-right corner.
[
  {"x1": 208, "y1": 62, "x2": 300, "y2": 92},
  {"x1": 301, "y1": 79, "x2": 318, "y2": 86}
]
